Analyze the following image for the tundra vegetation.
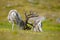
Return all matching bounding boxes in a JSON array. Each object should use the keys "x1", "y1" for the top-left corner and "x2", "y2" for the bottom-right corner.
[{"x1": 0, "y1": 0, "x2": 60, "y2": 40}]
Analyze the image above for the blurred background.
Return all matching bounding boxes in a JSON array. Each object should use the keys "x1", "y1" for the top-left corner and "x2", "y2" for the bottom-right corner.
[
  {"x1": 0, "y1": 0, "x2": 60, "y2": 40},
  {"x1": 0, "y1": 0, "x2": 60, "y2": 31}
]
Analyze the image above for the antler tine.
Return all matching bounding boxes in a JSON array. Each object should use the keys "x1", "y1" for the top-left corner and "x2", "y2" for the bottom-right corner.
[
  {"x1": 23, "y1": 9, "x2": 27, "y2": 14},
  {"x1": 33, "y1": 12, "x2": 39, "y2": 16},
  {"x1": 24, "y1": 10, "x2": 33, "y2": 17},
  {"x1": 30, "y1": 10, "x2": 33, "y2": 14},
  {"x1": 27, "y1": 10, "x2": 33, "y2": 16},
  {"x1": 23, "y1": 10, "x2": 28, "y2": 18},
  {"x1": 24, "y1": 10, "x2": 39, "y2": 20}
]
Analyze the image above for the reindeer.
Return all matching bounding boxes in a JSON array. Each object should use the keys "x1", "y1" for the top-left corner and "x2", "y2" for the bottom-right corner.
[
  {"x1": 7, "y1": 9, "x2": 45, "y2": 32},
  {"x1": 7, "y1": 9, "x2": 26, "y2": 30},
  {"x1": 29, "y1": 16, "x2": 45, "y2": 32},
  {"x1": 24, "y1": 10, "x2": 46, "y2": 32}
]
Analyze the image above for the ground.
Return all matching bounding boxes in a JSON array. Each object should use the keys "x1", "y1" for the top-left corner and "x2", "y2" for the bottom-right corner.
[{"x1": 0, "y1": 0, "x2": 60, "y2": 40}]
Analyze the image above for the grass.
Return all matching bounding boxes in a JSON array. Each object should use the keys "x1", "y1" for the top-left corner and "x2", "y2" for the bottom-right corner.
[
  {"x1": 0, "y1": 0, "x2": 60, "y2": 40},
  {"x1": 0, "y1": 20, "x2": 60, "y2": 40},
  {"x1": 0, "y1": 29, "x2": 60, "y2": 40}
]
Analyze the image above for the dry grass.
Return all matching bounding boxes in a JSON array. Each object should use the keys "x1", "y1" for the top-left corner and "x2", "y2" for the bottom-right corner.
[
  {"x1": 0, "y1": 0, "x2": 60, "y2": 40},
  {"x1": 0, "y1": 29, "x2": 60, "y2": 40}
]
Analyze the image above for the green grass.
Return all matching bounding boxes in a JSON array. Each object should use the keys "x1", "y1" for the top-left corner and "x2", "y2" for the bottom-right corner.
[
  {"x1": 0, "y1": 28, "x2": 60, "y2": 40},
  {"x1": 0, "y1": 0, "x2": 60, "y2": 40},
  {"x1": 0, "y1": 20, "x2": 60, "y2": 40}
]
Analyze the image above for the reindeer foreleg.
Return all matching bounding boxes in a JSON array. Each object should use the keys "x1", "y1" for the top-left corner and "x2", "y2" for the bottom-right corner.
[{"x1": 12, "y1": 22, "x2": 14, "y2": 31}]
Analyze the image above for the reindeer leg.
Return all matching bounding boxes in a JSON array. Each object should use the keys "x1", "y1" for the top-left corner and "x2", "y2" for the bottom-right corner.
[
  {"x1": 33, "y1": 27, "x2": 36, "y2": 32},
  {"x1": 36, "y1": 25, "x2": 39, "y2": 32},
  {"x1": 12, "y1": 22, "x2": 14, "y2": 31},
  {"x1": 39, "y1": 26, "x2": 43, "y2": 32},
  {"x1": 38, "y1": 22, "x2": 43, "y2": 32},
  {"x1": 33, "y1": 26, "x2": 38, "y2": 32}
]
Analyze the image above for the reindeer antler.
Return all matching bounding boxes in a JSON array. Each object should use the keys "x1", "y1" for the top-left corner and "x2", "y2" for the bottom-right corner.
[
  {"x1": 28, "y1": 10, "x2": 39, "y2": 18},
  {"x1": 24, "y1": 10, "x2": 39, "y2": 20},
  {"x1": 23, "y1": 10, "x2": 39, "y2": 30}
]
